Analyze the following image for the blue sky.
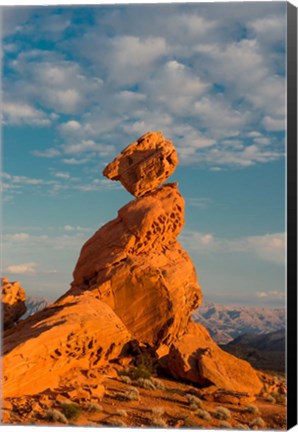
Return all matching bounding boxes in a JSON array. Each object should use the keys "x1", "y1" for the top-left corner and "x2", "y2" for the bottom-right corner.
[{"x1": 1, "y1": 3, "x2": 287, "y2": 306}]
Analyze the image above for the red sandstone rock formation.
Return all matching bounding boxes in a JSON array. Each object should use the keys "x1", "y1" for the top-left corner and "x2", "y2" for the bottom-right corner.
[
  {"x1": 2, "y1": 131, "x2": 263, "y2": 399},
  {"x1": 165, "y1": 321, "x2": 263, "y2": 394},
  {"x1": 3, "y1": 291, "x2": 131, "y2": 398},
  {"x1": 69, "y1": 183, "x2": 201, "y2": 347},
  {"x1": 1, "y1": 278, "x2": 27, "y2": 329},
  {"x1": 103, "y1": 131, "x2": 178, "y2": 197}
]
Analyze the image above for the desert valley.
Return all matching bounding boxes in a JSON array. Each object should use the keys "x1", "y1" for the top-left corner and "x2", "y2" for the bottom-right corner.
[{"x1": 1, "y1": 132, "x2": 286, "y2": 429}]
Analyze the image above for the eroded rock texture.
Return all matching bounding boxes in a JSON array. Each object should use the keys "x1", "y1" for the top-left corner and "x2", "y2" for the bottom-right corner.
[
  {"x1": 2, "y1": 278, "x2": 27, "y2": 329},
  {"x1": 70, "y1": 183, "x2": 202, "y2": 347},
  {"x1": 165, "y1": 321, "x2": 263, "y2": 395},
  {"x1": 103, "y1": 131, "x2": 178, "y2": 197},
  {"x1": 2, "y1": 131, "x2": 263, "y2": 399},
  {"x1": 3, "y1": 291, "x2": 131, "y2": 398}
]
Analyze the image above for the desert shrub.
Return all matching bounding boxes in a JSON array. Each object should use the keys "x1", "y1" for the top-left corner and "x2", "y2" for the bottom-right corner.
[
  {"x1": 44, "y1": 408, "x2": 68, "y2": 424},
  {"x1": 196, "y1": 408, "x2": 212, "y2": 421},
  {"x1": 249, "y1": 417, "x2": 265, "y2": 429},
  {"x1": 118, "y1": 368, "x2": 130, "y2": 376},
  {"x1": 136, "y1": 378, "x2": 156, "y2": 390},
  {"x1": 116, "y1": 387, "x2": 140, "y2": 402},
  {"x1": 135, "y1": 351, "x2": 157, "y2": 376},
  {"x1": 271, "y1": 392, "x2": 286, "y2": 404},
  {"x1": 186, "y1": 394, "x2": 203, "y2": 409},
  {"x1": 107, "y1": 417, "x2": 127, "y2": 427},
  {"x1": 213, "y1": 407, "x2": 231, "y2": 420},
  {"x1": 245, "y1": 404, "x2": 259, "y2": 414},
  {"x1": 265, "y1": 395, "x2": 276, "y2": 404},
  {"x1": 129, "y1": 364, "x2": 152, "y2": 380},
  {"x1": 115, "y1": 409, "x2": 128, "y2": 417},
  {"x1": 150, "y1": 377, "x2": 166, "y2": 390},
  {"x1": 236, "y1": 424, "x2": 249, "y2": 430},
  {"x1": 151, "y1": 417, "x2": 167, "y2": 427},
  {"x1": 218, "y1": 420, "x2": 232, "y2": 428},
  {"x1": 84, "y1": 402, "x2": 103, "y2": 413},
  {"x1": 60, "y1": 402, "x2": 81, "y2": 420},
  {"x1": 151, "y1": 406, "x2": 165, "y2": 417},
  {"x1": 183, "y1": 416, "x2": 197, "y2": 428},
  {"x1": 120, "y1": 375, "x2": 132, "y2": 385}
]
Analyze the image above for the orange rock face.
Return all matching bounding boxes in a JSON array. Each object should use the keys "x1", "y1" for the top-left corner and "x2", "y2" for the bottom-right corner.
[
  {"x1": 103, "y1": 131, "x2": 178, "y2": 197},
  {"x1": 165, "y1": 321, "x2": 263, "y2": 395},
  {"x1": 1, "y1": 278, "x2": 27, "y2": 329},
  {"x1": 2, "y1": 291, "x2": 132, "y2": 398},
  {"x1": 70, "y1": 183, "x2": 202, "y2": 347},
  {"x1": 2, "y1": 131, "x2": 264, "y2": 402}
]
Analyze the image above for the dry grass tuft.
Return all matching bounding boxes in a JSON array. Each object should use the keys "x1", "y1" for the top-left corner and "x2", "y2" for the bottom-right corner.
[
  {"x1": 245, "y1": 404, "x2": 259, "y2": 414},
  {"x1": 218, "y1": 420, "x2": 232, "y2": 428},
  {"x1": 213, "y1": 406, "x2": 231, "y2": 420},
  {"x1": 196, "y1": 408, "x2": 212, "y2": 421},
  {"x1": 84, "y1": 402, "x2": 103, "y2": 413},
  {"x1": 249, "y1": 417, "x2": 266, "y2": 429},
  {"x1": 44, "y1": 408, "x2": 68, "y2": 424}
]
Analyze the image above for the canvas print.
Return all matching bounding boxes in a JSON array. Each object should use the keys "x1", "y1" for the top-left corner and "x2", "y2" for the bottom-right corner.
[{"x1": 1, "y1": 2, "x2": 295, "y2": 430}]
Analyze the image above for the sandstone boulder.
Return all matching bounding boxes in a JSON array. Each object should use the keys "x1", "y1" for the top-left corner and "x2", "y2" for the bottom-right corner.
[
  {"x1": 70, "y1": 183, "x2": 202, "y2": 347},
  {"x1": 103, "y1": 131, "x2": 178, "y2": 197},
  {"x1": 2, "y1": 278, "x2": 27, "y2": 329},
  {"x1": 165, "y1": 321, "x2": 263, "y2": 395},
  {"x1": 2, "y1": 291, "x2": 132, "y2": 398}
]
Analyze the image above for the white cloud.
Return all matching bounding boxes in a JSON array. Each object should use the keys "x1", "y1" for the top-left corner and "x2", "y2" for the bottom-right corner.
[
  {"x1": 63, "y1": 140, "x2": 115, "y2": 156},
  {"x1": 6, "y1": 262, "x2": 38, "y2": 275},
  {"x1": 186, "y1": 197, "x2": 212, "y2": 209},
  {"x1": 97, "y1": 35, "x2": 168, "y2": 85},
  {"x1": 32, "y1": 148, "x2": 61, "y2": 158},
  {"x1": 53, "y1": 172, "x2": 70, "y2": 180},
  {"x1": 248, "y1": 16, "x2": 286, "y2": 46},
  {"x1": 256, "y1": 290, "x2": 285, "y2": 299},
  {"x1": 180, "y1": 230, "x2": 285, "y2": 265},
  {"x1": 3, "y1": 101, "x2": 51, "y2": 126},
  {"x1": 193, "y1": 95, "x2": 249, "y2": 138},
  {"x1": 59, "y1": 120, "x2": 82, "y2": 134},
  {"x1": 62, "y1": 158, "x2": 89, "y2": 165},
  {"x1": 144, "y1": 60, "x2": 209, "y2": 115},
  {"x1": 64, "y1": 225, "x2": 91, "y2": 232},
  {"x1": 6, "y1": 233, "x2": 30, "y2": 241},
  {"x1": 7, "y1": 52, "x2": 103, "y2": 115},
  {"x1": 191, "y1": 144, "x2": 283, "y2": 167},
  {"x1": 2, "y1": 172, "x2": 46, "y2": 186},
  {"x1": 262, "y1": 115, "x2": 285, "y2": 131}
]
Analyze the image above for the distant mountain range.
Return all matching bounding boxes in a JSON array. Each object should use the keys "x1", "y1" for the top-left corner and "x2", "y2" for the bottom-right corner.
[
  {"x1": 21, "y1": 296, "x2": 52, "y2": 320},
  {"x1": 192, "y1": 301, "x2": 285, "y2": 344},
  {"x1": 221, "y1": 329, "x2": 285, "y2": 372},
  {"x1": 21, "y1": 297, "x2": 285, "y2": 351}
]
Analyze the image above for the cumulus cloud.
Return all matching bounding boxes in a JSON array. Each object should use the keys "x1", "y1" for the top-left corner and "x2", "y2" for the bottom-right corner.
[
  {"x1": 4, "y1": 4, "x2": 286, "y2": 170},
  {"x1": 6, "y1": 233, "x2": 30, "y2": 241},
  {"x1": 6, "y1": 262, "x2": 38, "y2": 275},
  {"x1": 3, "y1": 101, "x2": 51, "y2": 126},
  {"x1": 256, "y1": 290, "x2": 285, "y2": 299},
  {"x1": 6, "y1": 51, "x2": 103, "y2": 115},
  {"x1": 32, "y1": 148, "x2": 61, "y2": 158},
  {"x1": 186, "y1": 197, "x2": 212, "y2": 209},
  {"x1": 180, "y1": 230, "x2": 286, "y2": 264}
]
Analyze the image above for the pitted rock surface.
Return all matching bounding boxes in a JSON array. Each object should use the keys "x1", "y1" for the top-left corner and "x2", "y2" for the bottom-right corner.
[
  {"x1": 103, "y1": 131, "x2": 178, "y2": 197},
  {"x1": 70, "y1": 183, "x2": 202, "y2": 347}
]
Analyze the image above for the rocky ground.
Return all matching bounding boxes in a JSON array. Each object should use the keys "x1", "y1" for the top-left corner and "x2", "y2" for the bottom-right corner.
[{"x1": 2, "y1": 366, "x2": 286, "y2": 429}]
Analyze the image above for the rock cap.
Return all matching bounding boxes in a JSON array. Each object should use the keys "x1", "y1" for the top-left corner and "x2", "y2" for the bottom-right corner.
[{"x1": 103, "y1": 131, "x2": 178, "y2": 197}]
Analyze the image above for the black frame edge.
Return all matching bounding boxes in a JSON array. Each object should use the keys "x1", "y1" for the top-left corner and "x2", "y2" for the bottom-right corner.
[{"x1": 287, "y1": 1, "x2": 298, "y2": 430}]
